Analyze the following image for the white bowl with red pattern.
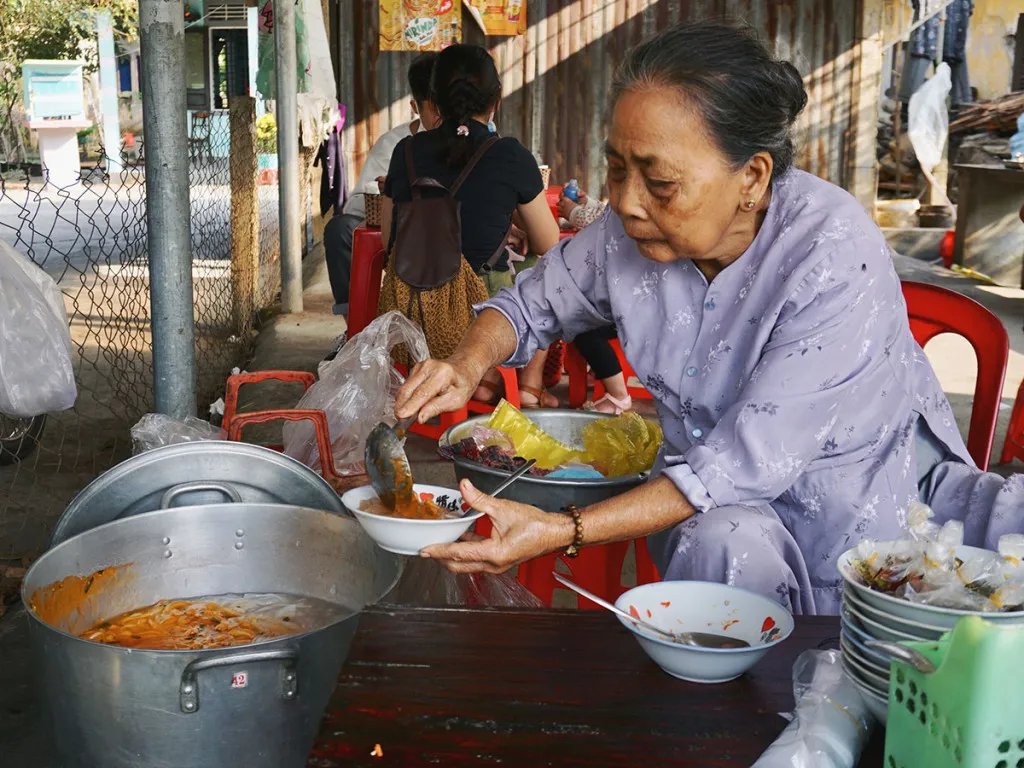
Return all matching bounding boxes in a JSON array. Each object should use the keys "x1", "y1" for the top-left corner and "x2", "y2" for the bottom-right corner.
[
  {"x1": 341, "y1": 484, "x2": 482, "y2": 556},
  {"x1": 614, "y1": 581, "x2": 795, "y2": 683}
]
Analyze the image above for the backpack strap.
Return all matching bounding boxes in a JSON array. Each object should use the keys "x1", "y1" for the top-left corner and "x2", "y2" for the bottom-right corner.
[
  {"x1": 480, "y1": 225, "x2": 512, "y2": 273},
  {"x1": 449, "y1": 135, "x2": 500, "y2": 196},
  {"x1": 405, "y1": 139, "x2": 421, "y2": 200}
]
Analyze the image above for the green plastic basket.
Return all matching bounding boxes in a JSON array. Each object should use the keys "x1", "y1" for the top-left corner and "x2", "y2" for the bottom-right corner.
[{"x1": 883, "y1": 616, "x2": 1024, "y2": 768}]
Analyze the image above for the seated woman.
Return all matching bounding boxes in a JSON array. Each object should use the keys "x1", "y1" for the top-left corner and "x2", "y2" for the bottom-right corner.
[
  {"x1": 393, "y1": 21, "x2": 1024, "y2": 615},
  {"x1": 379, "y1": 44, "x2": 560, "y2": 408},
  {"x1": 558, "y1": 191, "x2": 631, "y2": 414}
]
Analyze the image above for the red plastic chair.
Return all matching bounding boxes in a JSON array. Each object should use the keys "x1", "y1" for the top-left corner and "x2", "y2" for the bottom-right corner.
[
  {"x1": 565, "y1": 338, "x2": 653, "y2": 409},
  {"x1": 348, "y1": 227, "x2": 386, "y2": 337},
  {"x1": 999, "y1": 378, "x2": 1024, "y2": 466},
  {"x1": 902, "y1": 281, "x2": 1009, "y2": 470},
  {"x1": 221, "y1": 370, "x2": 316, "y2": 440}
]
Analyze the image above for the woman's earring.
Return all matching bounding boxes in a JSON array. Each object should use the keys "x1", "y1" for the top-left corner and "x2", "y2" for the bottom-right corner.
[{"x1": 745, "y1": 200, "x2": 756, "y2": 210}]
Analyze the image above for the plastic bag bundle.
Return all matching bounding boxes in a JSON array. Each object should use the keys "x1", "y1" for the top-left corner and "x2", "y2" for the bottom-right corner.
[
  {"x1": 0, "y1": 241, "x2": 77, "y2": 417},
  {"x1": 282, "y1": 312, "x2": 429, "y2": 473},
  {"x1": 385, "y1": 557, "x2": 543, "y2": 609},
  {"x1": 130, "y1": 414, "x2": 226, "y2": 454},
  {"x1": 752, "y1": 650, "x2": 874, "y2": 768},
  {"x1": 851, "y1": 502, "x2": 1024, "y2": 613},
  {"x1": 580, "y1": 412, "x2": 662, "y2": 477}
]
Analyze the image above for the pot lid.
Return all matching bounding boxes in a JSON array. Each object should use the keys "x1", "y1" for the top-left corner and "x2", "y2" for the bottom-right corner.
[{"x1": 50, "y1": 442, "x2": 346, "y2": 547}]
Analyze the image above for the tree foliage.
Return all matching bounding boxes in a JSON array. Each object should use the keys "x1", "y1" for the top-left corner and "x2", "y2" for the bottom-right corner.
[{"x1": 0, "y1": 0, "x2": 138, "y2": 69}]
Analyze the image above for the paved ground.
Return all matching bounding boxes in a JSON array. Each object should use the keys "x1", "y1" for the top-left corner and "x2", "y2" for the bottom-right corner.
[{"x1": 1, "y1": 241, "x2": 1021, "y2": 765}]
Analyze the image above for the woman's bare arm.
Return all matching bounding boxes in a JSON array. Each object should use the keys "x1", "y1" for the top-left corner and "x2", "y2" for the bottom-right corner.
[
  {"x1": 422, "y1": 476, "x2": 697, "y2": 573},
  {"x1": 516, "y1": 193, "x2": 559, "y2": 255}
]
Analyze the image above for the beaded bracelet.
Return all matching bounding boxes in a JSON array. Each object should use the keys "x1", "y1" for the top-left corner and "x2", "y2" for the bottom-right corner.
[{"x1": 564, "y1": 504, "x2": 584, "y2": 558}]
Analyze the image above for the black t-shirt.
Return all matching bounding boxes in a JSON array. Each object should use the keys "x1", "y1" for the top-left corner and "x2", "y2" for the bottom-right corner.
[{"x1": 383, "y1": 120, "x2": 544, "y2": 273}]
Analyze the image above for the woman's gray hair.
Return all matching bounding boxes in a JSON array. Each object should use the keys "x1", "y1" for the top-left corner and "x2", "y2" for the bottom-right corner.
[{"x1": 612, "y1": 20, "x2": 808, "y2": 180}]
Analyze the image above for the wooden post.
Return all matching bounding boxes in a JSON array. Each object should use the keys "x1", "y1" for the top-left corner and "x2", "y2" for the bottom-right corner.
[
  {"x1": 229, "y1": 97, "x2": 260, "y2": 336},
  {"x1": 845, "y1": 0, "x2": 886, "y2": 219}
]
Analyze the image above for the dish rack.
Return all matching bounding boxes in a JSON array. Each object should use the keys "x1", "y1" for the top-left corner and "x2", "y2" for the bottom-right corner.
[{"x1": 882, "y1": 616, "x2": 1024, "y2": 768}]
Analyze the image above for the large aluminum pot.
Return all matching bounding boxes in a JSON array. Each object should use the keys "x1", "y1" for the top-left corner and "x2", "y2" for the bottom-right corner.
[
  {"x1": 22, "y1": 503, "x2": 402, "y2": 768},
  {"x1": 50, "y1": 441, "x2": 346, "y2": 546},
  {"x1": 439, "y1": 410, "x2": 650, "y2": 512}
]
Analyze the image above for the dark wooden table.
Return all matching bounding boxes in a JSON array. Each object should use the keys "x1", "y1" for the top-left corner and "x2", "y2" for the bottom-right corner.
[{"x1": 308, "y1": 606, "x2": 884, "y2": 767}]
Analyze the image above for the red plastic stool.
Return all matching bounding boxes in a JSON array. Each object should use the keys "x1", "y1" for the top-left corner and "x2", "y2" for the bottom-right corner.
[
  {"x1": 222, "y1": 370, "x2": 316, "y2": 440},
  {"x1": 565, "y1": 338, "x2": 652, "y2": 409},
  {"x1": 225, "y1": 408, "x2": 360, "y2": 491}
]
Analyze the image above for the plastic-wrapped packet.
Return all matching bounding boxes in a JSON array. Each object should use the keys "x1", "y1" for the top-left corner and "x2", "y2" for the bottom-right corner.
[
  {"x1": 580, "y1": 411, "x2": 662, "y2": 477},
  {"x1": 849, "y1": 538, "x2": 922, "y2": 594},
  {"x1": 130, "y1": 414, "x2": 226, "y2": 454},
  {"x1": 438, "y1": 427, "x2": 515, "y2": 462},
  {"x1": 999, "y1": 535, "x2": 1024, "y2": 571},
  {"x1": 547, "y1": 462, "x2": 604, "y2": 480},
  {"x1": 751, "y1": 649, "x2": 875, "y2": 768}
]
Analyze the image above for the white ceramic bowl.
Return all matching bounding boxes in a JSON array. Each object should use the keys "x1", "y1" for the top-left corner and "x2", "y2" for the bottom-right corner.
[
  {"x1": 613, "y1": 581, "x2": 794, "y2": 684},
  {"x1": 845, "y1": 584, "x2": 947, "y2": 640},
  {"x1": 841, "y1": 613, "x2": 894, "y2": 669},
  {"x1": 844, "y1": 668, "x2": 889, "y2": 725},
  {"x1": 843, "y1": 596, "x2": 928, "y2": 644},
  {"x1": 840, "y1": 637, "x2": 890, "y2": 689},
  {"x1": 341, "y1": 484, "x2": 483, "y2": 556},
  {"x1": 838, "y1": 544, "x2": 1024, "y2": 627}
]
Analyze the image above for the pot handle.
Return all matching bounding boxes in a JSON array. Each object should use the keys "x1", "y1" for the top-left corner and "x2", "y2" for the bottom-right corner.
[
  {"x1": 160, "y1": 481, "x2": 244, "y2": 510},
  {"x1": 180, "y1": 647, "x2": 299, "y2": 713}
]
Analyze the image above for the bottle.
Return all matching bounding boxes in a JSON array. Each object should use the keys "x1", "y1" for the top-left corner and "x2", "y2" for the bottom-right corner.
[{"x1": 564, "y1": 178, "x2": 579, "y2": 202}]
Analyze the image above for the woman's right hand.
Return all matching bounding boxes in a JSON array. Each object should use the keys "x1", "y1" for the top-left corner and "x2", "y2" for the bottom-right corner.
[{"x1": 395, "y1": 357, "x2": 483, "y2": 423}]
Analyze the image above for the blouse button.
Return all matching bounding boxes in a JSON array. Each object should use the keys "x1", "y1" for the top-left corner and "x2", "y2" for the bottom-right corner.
[
  {"x1": 686, "y1": 367, "x2": 699, "y2": 377},
  {"x1": 691, "y1": 428, "x2": 704, "y2": 439}
]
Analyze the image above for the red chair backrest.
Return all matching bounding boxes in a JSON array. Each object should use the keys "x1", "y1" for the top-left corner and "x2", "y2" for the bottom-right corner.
[{"x1": 901, "y1": 281, "x2": 1008, "y2": 470}]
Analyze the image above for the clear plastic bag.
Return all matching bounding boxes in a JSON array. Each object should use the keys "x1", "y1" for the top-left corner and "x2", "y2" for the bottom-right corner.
[
  {"x1": 752, "y1": 650, "x2": 875, "y2": 768},
  {"x1": 130, "y1": 413, "x2": 226, "y2": 454},
  {"x1": 908, "y1": 63, "x2": 953, "y2": 207},
  {"x1": 282, "y1": 311, "x2": 430, "y2": 472},
  {"x1": 0, "y1": 241, "x2": 77, "y2": 417},
  {"x1": 385, "y1": 557, "x2": 543, "y2": 609}
]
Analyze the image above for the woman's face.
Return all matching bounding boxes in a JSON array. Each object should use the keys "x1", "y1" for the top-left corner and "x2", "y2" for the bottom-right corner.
[{"x1": 606, "y1": 86, "x2": 767, "y2": 265}]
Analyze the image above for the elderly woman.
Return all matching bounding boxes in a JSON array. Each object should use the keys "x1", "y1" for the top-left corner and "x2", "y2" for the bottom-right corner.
[{"x1": 395, "y1": 22, "x2": 1024, "y2": 615}]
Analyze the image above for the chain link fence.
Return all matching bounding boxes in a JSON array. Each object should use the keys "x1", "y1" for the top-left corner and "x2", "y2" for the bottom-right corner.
[{"x1": 0, "y1": 99, "x2": 281, "y2": 565}]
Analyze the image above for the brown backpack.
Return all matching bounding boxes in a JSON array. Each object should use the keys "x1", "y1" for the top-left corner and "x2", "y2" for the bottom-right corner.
[{"x1": 390, "y1": 135, "x2": 508, "y2": 288}]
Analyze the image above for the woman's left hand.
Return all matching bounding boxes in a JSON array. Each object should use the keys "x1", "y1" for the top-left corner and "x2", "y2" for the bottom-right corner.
[{"x1": 420, "y1": 479, "x2": 572, "y2": 573}]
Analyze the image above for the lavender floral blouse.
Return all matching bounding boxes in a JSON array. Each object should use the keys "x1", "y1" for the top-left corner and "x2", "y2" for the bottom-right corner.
[{"x1": 481, "y1": 170, "x2": 972, "y2": 557}]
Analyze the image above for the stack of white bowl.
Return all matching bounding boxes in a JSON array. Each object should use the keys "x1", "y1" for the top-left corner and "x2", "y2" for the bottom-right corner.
[{"x1": 837, "y1": 544, "x2": 1024, "y2": 725}]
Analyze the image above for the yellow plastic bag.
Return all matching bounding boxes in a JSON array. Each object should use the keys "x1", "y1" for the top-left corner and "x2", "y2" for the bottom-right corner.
[
  {"x1": 581, "y1": 412, "x2": 662, "y2": 477},
  {"x1": 484, "y1": 400, "x2": 582, "y2": 470}
]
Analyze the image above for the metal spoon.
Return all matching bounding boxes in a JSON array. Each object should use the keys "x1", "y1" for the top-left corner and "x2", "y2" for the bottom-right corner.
[
  {"x1": 552, "y1": 572, "x2": 751, "y2": 649},
  {"x1": 864, "y1": 639, "x2": 937, "y2": 674}
]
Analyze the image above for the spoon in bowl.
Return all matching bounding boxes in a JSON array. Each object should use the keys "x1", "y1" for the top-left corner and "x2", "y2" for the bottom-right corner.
[{"x1": 553, "y1": 572, "x2": 750, "y2": 649}]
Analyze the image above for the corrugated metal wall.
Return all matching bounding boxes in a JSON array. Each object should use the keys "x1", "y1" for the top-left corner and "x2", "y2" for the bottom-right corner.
[{"x1": 333, "y1": 0, "x2": 862, "y2": 194}]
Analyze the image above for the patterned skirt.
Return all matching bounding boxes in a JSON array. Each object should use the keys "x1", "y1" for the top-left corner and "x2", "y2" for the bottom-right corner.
[{"x1": 378, "y1": 256, "x2": 489, "y2": 366}]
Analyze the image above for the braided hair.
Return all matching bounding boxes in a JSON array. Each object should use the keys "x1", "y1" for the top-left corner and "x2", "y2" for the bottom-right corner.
[{"x1": 431, "y1": 44, "x2": 502, "y2": 168}]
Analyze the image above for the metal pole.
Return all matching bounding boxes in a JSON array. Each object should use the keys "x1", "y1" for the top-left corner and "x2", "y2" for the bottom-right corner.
[
  {"x1": 274, "y1": 0, "x2": 303, "y2": 313},
  {"x1": 96, "y1": 10, "x2": 122, "y2": 175},
  {"x1": 139, "y1": 0, "x2": 197, "y2": 418}
]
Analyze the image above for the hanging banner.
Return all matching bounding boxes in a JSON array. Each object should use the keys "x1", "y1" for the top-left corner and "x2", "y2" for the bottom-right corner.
[
  {"x1": 466, "y1": 0, "x2": 525, "y2": 36},
  {"x1": 379, "y1": 0, "x2": 462, "y2": 52}
]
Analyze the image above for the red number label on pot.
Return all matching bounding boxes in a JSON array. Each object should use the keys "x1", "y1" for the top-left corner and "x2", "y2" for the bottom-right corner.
[{"x1": 231, "y1": 671, "x2": 248, "y2": 689}]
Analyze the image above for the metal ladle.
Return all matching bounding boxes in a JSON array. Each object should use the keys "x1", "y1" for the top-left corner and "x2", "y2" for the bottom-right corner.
[
  {"x1": 366, "y1": 416, "x2": 537, "y2": 512},
  {"x1": 552, "y1": 573, "x2": 751, "y2": 649},
  {"x1": 364, "y1": 419, "x2": 415, "y2": 511}
]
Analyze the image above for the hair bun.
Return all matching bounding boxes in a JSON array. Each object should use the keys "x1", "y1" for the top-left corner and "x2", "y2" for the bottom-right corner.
[{"x1": 775, "y1": 60, "x2": 808, "y2": 123}]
